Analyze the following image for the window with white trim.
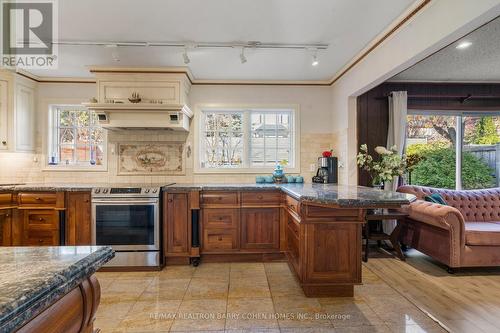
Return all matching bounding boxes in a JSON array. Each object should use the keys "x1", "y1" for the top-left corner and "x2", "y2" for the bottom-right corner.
[
  {"x1": 48, "y1": 105, "x2": 105, "y2": 167},
  {"x1": 199, "y1": 108, "x2": 297, "y2": 170}
]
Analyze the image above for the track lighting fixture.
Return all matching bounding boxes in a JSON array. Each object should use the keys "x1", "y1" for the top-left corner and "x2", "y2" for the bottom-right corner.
[
  {"x1": 182, "y1": 48, "x2": 190, "y2": 64},
  {"x1": 240, "y1": 47, "x2": 247, "y2": 64}
]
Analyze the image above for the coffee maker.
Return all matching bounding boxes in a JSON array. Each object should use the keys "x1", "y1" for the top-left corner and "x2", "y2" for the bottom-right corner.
[{"x1": 312, "y1": 156, "x2": 338, "y2": 183}]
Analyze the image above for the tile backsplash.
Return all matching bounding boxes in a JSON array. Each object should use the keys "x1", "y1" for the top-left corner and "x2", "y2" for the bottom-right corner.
[{"x1": 0, "y1": 131, "x2": 335, "y2": 184}]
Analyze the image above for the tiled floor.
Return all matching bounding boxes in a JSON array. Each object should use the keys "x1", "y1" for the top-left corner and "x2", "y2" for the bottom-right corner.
[{"x1": 94, "y1": 262, "x2": 446, "y2": 332}]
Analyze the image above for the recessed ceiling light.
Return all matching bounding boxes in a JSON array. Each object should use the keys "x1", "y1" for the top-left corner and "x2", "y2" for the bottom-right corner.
[{"x1": 456, "y1": 41, "x2": 472, "y2": 49}]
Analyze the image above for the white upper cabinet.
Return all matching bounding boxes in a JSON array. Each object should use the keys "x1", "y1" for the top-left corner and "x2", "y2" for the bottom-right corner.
[
  {"x1": 0, "y1": 70, "x2": 37, "y2": 152},
  {"x1": 0, "y1": 80, "x2": 8, "y2": 150},
  {"x1": 15, "y1": 82, "x2": 36, "y2": 151}
]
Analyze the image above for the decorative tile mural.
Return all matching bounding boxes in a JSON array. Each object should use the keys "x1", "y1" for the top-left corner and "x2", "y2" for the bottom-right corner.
[{"x1": 118, "y1": 142, "x2": 184, "y2": 175}]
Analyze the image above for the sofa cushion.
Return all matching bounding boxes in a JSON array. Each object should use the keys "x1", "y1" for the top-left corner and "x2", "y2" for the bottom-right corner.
[{"x1": 465, "y1": 222, "x2": 500, "y2": 246}]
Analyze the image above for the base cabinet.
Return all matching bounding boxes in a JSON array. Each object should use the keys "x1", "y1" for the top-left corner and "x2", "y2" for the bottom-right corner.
[
  {"x1": 241, "y1": 208, "x2": 280, "y2": 250},
  {"x1": 66, "y1": 192, "x2": 91, "y2": 245},
  {"x1": 0, "y1": 209, "x2": 12, "y2": 246},
  {"x1": 21, "y1": 209, "x2": 60, "y2": 246},
  {"x1": 164, "y1": 193, "x2": 190, "y2": 257},
  {"x1": 202, "y1": 208, "x2": 239, "y2": 252}
]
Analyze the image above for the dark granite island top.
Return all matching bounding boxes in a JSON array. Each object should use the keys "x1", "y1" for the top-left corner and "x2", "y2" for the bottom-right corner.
[
  {"x1": 162, "y1": 183, "x2": 416, "y2": 207},
  {"x1": 0, "y1": 246, "x2": 114, "y2": 332}
]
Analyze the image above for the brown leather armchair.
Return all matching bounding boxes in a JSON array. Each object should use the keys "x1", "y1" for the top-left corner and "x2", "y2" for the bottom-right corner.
[{"x1": 397, "y1": 185, "x2": 500, "y2": 272}]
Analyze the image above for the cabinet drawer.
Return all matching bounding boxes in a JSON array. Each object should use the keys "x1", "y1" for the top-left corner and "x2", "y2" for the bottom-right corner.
[
  {"x1": 201, "y1": 191, "x2": 238, "y2": 206},
  {"x1": 0, "y1": 193, "x2": 13, "y2": 207},
  {"x1": 19, "y1": 193, "x2": 57, "y2": 207},
  {"x1": 24, "y1": 229, "x2": 59, "y2": 246},
  {"x1": 203, "y1": 228, "x2": 238, "y2": 251},
  {"x1": 241, "y1": 191, "x2": 281, "y2": 206},
  {"x1": 285, "y1": 195, "x2": 300, "y2": 214},
  {"x1": 203, "y1": 208, "x2": 238, "y2": 228},
  {"x1": 25, "y1": 211, "x2": 58, "y2": 229}
]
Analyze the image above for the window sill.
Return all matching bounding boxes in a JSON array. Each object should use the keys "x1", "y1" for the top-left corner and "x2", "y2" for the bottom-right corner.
[
  {"x1": 194, "y1": 167, "x2": 300, "y2": 174},
  {"x1": 42, "y1": 165, "x2": 108, "y2": 172}
]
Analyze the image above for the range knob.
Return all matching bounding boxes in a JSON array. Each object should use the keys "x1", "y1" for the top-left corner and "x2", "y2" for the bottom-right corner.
[
  {"x1": 102, "y1": 189, "x2": 108, "y2": 194},
  {"x1": 145, "y1": 189, "x2": 150, "y2": 193},
  {"x1": 94, "y1": 188, "x2": 101, "y2": 194},
  {"x1": 152, "y1": 188, "x2": 158, "y2": 193}
]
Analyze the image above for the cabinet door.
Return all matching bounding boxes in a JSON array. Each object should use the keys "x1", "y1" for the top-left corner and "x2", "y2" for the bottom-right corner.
[
  {"x1": 0, "y1": 209, "x2": 12, "y2": 246},
  {"x1": 0, "y1": 80, "x2": 8, "y2": 150},
  {"x1": 66, "y1": 192, "x2": 91, "y2": 245},
  {"x1": 22, "y1": 209, "x2": 60, "y2": 246},
  {"x1": 286, "y1": 213, "x2": 301, "y2": 275},
  {"x1": 164, "y1": 193, "x2": 189, "y2": 255},
  {"x1": 15, "y1": 83, "x2": 35, "y2": 151},
  {"x1": 240, "y1": 208, "x2": 279, "y2": 250}
]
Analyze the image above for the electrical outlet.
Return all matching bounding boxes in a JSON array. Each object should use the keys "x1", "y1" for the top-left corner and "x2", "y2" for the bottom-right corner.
[{"x1": 309, "y1": 163, "x2": 316, "y2": 172}]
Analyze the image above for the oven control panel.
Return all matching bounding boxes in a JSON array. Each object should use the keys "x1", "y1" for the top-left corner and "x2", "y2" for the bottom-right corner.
[{"x1": 92, "y1": 187, "x2": 160, "y2": 196}]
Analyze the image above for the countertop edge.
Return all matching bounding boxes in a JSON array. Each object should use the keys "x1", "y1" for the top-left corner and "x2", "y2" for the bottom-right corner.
[{"x1": 0, "y1": 246, "x2": 114, "y2": 332}]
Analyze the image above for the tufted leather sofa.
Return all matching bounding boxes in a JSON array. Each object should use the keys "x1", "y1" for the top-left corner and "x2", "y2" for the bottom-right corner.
[{"x1": 397, "y1": 185, "x2": 500, "y2": 270}]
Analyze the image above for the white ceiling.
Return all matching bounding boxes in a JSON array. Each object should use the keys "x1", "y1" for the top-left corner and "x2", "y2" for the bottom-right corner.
[
  {"x1": 26, "y1": 0, "x2": 417, "y2": 81},
  {"x1": 391, "y1": 15, "x2": 500, "y2": 82}
]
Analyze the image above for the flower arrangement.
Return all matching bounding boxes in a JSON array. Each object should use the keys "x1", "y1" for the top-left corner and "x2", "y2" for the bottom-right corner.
[{"x1": 356, "y1": 144, "x2": 407, "y2": 186}]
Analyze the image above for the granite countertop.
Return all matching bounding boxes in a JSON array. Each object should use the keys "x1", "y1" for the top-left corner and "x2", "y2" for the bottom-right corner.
[
  {"x1": 0, "y1": 182, "x2": 416, "y2": 207},
  {"x1": 163, "y1": 183, "x2": 416, "y2": 207},
  {"x1": 0, "y1": 246, "x2": 114, "y2": 332}
]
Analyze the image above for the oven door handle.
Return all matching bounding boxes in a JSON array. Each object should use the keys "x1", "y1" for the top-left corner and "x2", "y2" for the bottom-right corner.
[{"x1": 92, "y1": 200, "x2": 158, "y2": 204}]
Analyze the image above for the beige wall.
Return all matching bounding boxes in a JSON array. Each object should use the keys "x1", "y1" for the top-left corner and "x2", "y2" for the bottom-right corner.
[
  {"x1": 330, "y1": 0, "x2": 500, "y2": 185},
  {"x1": 0, "y1": 83, "x2": 335, "y2": 184}
]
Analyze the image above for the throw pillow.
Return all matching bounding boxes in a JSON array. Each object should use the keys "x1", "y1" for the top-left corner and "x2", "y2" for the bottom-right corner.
[{"x1": 424, "y1": 193, "x2": 448, "y2": 205}]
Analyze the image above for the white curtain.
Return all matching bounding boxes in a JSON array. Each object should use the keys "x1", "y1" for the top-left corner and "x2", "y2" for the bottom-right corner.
[
  {"x1": 384, "y1": 91, "x2": 407, "y2": 233},
  {"x1": 387, "y1": 91, "x2": 408, "y2": 190}
]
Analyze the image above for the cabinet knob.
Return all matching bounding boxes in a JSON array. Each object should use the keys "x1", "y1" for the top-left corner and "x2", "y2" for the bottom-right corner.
[
  {"x1": 257, "y1": 195, "x2": 263, "y2": 199},
  {"x1": 219, "y1": 217, "x2": 223, "y2": 220},
  {"x1": 5, "y1": 213, "x2": 9, "y2": 217},
  {"x1": 168, "y1": 199, "x2": 173, "y2": 203},
  {"x1": 218, "y1": 236, "x2": 222, "y2": 241},
  {"x1": 84, "y1": 199, "x2": 89, "y2": 203},
  {"x1": 35, "y1": 197, "x2": 42, "y2": 201},
  {"x1": 218, "y1": 197, "x2": 222, "y2": 200},
  {"x1": 39, "y1": 217, "x2": 44, "y2": 221},
  {"x1": 1, "y1": 141, "x2": 6, "y2": 146},
  {"x1": 38, "y1": 239, "x2": 43, "y2": 243}
]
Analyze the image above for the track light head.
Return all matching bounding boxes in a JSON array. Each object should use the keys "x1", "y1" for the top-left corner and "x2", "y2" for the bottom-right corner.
[
  {"x1": 311, "y1": 48, "x2": 319, "y2": 66},
  {"x1": 240, "y1": 47, "x2": 247, "y2": 64},
  {"x1": 182, "y1": 48, "x2": 190, "y2": 64}
]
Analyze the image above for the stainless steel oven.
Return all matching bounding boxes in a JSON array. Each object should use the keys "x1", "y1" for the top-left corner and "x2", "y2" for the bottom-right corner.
[{"x1": 91, "y1": 186, "x2": 163, "y2": 267}]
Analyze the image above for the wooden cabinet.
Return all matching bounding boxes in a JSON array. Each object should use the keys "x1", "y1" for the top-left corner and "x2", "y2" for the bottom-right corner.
[
  {"x1": 0, "y1": 209, "x2": 12, "y2": 245},
  {"x1": 286, "y1": 212, "x2": 301, "y2": 275},
  {"x1": 66, "y1": 192, "x2": 91, "y2": 245},
  {"x1": 22, "y1": 209, "x2": 60, "y2": 246},
  {"x1": 164, "y1": 193, "x2": 190, "y2": 255},
  {"x1": 201, "y1": 208, "x2": 239, "y2": 252},
  {"x1": 0, "y1": 79, "x2": 8, "y2": 150},
  {"x1": 15, "y1": 82, "x2": 35, "y2": 151},
  {"x1": 241, "y1": 191, "x2": 281, "y2": 206},
  {"x1": 241, "y1": 208, "x2": 280, "y2": 250}
]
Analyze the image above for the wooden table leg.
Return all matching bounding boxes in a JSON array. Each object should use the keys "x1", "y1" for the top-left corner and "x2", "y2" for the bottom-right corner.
[{"x1": 389, "y1": 221, "x2": 405, "y2": 261}]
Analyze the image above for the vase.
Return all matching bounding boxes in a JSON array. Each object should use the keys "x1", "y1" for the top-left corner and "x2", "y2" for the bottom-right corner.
[{"x1": 383, "y1": 181, "x2": 393, "y2": 192}]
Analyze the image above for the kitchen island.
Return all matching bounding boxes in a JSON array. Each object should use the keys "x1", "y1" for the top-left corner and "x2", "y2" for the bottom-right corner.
[
  {"x1": 0, "y1": 246, "x2": 114, "y2": 333},
  {"x1": 163, "y1": 183, "x2": 415, "y2": 297}
]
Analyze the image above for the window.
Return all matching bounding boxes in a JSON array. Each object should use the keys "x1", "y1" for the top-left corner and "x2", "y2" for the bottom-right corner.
[
  {"x1": 48, "y1": 105, "x2": 105, "y2": 168},
  {"x1": 406, "y1": 111, "x2": 500, "y2": 190},
  {"x1": 198, "y1": 107, "x2": 298, "y2": 172}
]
